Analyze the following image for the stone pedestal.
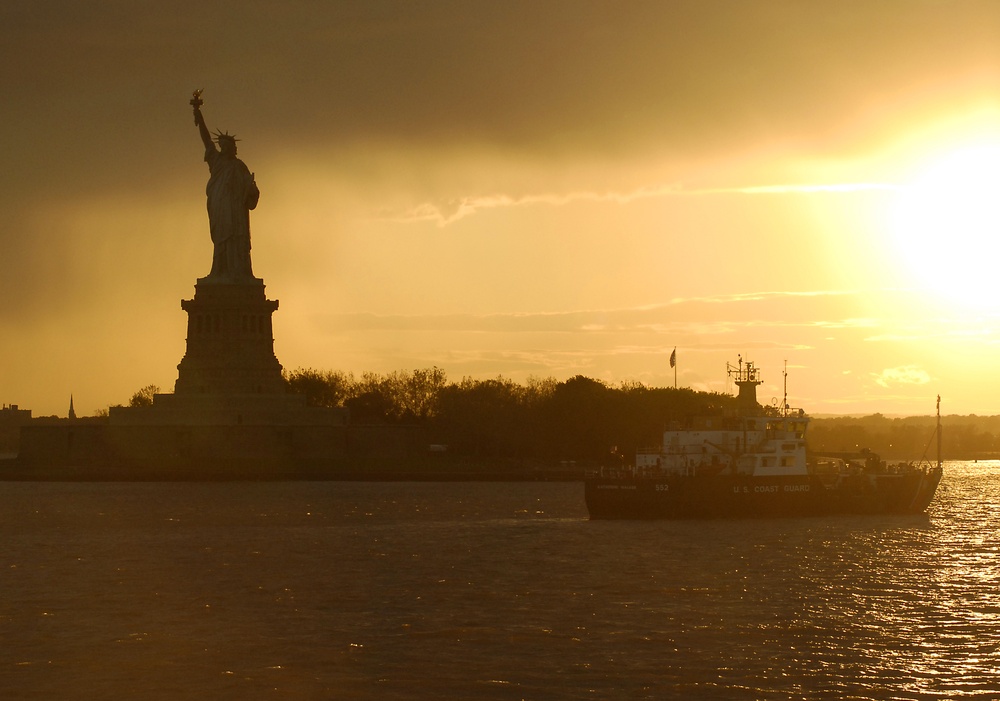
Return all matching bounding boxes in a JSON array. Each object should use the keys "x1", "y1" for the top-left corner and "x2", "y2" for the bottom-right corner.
[{"x1": 175, "y1": 277, "x2": 285, "y2": 396}]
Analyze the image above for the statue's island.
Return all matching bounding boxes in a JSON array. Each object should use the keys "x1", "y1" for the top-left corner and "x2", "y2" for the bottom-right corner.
[{"x1": 7, "y1": 95, "x2": 443, "y2": 480}]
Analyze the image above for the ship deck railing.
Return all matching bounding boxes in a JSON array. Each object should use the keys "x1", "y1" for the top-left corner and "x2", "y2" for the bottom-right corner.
[
  {"x1": 586, "y1": 465, "x2": 693, "y2": 479},
  {"x1": 587, "y1": 465, "x2": 661, "y2": 479}
]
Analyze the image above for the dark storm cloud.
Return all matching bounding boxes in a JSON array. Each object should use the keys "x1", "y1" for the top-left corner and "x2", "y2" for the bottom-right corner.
[
  {"x1": 256, "y1": 1, "x2": 1000, "y2": 155},
  {"x1": 5, "y1": 1, "x2": 999, "y2": 164}
]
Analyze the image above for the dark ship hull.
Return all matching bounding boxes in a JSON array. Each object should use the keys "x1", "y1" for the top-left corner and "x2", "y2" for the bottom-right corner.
[{"x1": 585, "y1": 468, "x2": 943, "y2": 520}]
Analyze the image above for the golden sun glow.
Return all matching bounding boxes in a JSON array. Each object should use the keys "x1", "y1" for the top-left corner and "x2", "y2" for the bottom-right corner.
[{"x1": 889, "y1": 143, "x2": 1000, "y2": 309}]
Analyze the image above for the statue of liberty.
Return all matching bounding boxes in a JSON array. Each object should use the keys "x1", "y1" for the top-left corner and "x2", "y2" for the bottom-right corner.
[{"x1": 191, "y1": 91, "x2": 260, "y2": 281}]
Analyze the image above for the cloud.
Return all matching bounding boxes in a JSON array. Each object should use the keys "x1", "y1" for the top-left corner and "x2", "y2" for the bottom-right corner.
[
  {"x1": 668, "y1": 289, "x2": 856, "y2": 305},
  {"x1": 872, "y1": 365, "x2": 931, "y2": 388},
  {"x1": 735, "y1": 183, "x2": 899, "y2": 194},
  {"x1": 306, "y1": 290, "x2": 876, "y2": 337},
  {"x1": 386, "y1": 182, "x2": 898, "y2": 227},
  {"x1": 384, "y1": 184, "x2": 684, "y2": 226}
]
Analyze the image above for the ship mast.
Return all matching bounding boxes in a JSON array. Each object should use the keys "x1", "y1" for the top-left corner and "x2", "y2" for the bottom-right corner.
[
  {"x1": 936, "y1": 394, "x2": 942, "y2": 470},
  {"x1": 782, "y1": 360, "x2": 788, "y2": 418}
]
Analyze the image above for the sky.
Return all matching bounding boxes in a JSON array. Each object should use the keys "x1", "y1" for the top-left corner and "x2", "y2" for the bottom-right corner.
[{"x1": 3, "y1": 0, "x2": 1000, "y2": 418}]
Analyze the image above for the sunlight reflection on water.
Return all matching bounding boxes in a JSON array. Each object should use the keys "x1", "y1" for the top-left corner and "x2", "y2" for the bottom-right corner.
[{"x1": 0, "y1": 462, "x2": 998, "y2": 699}]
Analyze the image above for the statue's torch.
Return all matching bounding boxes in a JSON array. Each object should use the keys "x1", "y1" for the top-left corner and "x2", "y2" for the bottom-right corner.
[{"x1": 190, "y1": 89, "x2": 204, "y2": 123}]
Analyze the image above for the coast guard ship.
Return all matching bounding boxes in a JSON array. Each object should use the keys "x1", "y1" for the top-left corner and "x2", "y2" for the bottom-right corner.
[{"x1": 585, "y1": 358, "x2": 942, "y2": 519}]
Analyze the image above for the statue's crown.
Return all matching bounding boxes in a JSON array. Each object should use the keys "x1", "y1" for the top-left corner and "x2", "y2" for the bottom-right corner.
[{"x1": 213, "y1": 130, "x2": 240, "y2": 146}]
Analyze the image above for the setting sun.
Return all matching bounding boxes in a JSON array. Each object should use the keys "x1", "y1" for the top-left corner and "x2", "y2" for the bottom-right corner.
[{"x1": 889, "y1": 143, "x2": 1000, "y2": 308}]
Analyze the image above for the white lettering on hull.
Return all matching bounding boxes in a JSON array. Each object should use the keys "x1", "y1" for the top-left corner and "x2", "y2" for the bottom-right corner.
[{"x1": 733, "y1": 484, "x2": 811, "y2": 494}]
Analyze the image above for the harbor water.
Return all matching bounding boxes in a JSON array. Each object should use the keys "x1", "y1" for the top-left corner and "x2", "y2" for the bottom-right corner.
[{"x1": 1, "y1": 461, "x2": 997, "y2": 700}]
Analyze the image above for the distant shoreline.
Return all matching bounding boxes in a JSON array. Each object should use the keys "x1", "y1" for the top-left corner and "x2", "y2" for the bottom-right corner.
[{"x1": 0, "y1": 456, "x2": 584, "y2": 483}]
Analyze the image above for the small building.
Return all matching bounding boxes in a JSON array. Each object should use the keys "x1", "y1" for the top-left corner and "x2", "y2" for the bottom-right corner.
[{"x1": 0, "y1": 404, "x2": 32, "y2": 455}]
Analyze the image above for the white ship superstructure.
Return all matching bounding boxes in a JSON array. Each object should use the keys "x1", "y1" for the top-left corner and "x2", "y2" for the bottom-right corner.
[{"x1": 635, "y1": 358, "x2": 809, "y2": 477}]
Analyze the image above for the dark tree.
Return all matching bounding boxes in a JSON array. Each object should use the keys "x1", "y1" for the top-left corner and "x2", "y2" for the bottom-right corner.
[{"x1": 128, "y1": 384, "x2": 160, "y2": 408}]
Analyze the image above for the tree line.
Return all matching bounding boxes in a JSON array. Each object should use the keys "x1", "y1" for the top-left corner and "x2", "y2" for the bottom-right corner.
[
  {"x1": 116, "y1": 368, "x2": 1000, "y2": 462},
  {"x1": 283, "y1": 367, "x2": 736, "y2": 464},
  {"x1": 806, "y1": 412, "x2": 1000, "y2": 460}
]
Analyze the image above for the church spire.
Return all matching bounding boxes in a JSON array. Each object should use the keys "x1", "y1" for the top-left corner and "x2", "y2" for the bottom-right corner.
[{"x1": 68, "y1": 394, "x2": 77, "y2": 420}]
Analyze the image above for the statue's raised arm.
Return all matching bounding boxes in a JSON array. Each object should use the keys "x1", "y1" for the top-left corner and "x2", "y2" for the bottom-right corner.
[
  {"x1": 189, "y1": 90, "x2": 259, "y2": 283},
  {"x1": 191, "y1": 89, "x2": 214, "y2": 153},
  {"x1": 194, "y1": 107, "x2": 214, "y2": 153}
]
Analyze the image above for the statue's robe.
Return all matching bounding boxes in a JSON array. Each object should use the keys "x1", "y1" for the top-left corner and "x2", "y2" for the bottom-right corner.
[{"x1": 205, "y1": 145, "x2": 260, "y2": 280}]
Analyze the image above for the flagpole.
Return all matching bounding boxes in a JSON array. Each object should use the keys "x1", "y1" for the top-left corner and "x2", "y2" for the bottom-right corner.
[{"x1": 670, "y1": 347, "x2": 677, "y2": 389}]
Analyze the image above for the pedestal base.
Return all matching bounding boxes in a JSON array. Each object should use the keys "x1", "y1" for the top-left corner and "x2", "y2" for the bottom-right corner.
[{"x1": 175, "y1": 278, "x2": 285, "y2": 396}]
